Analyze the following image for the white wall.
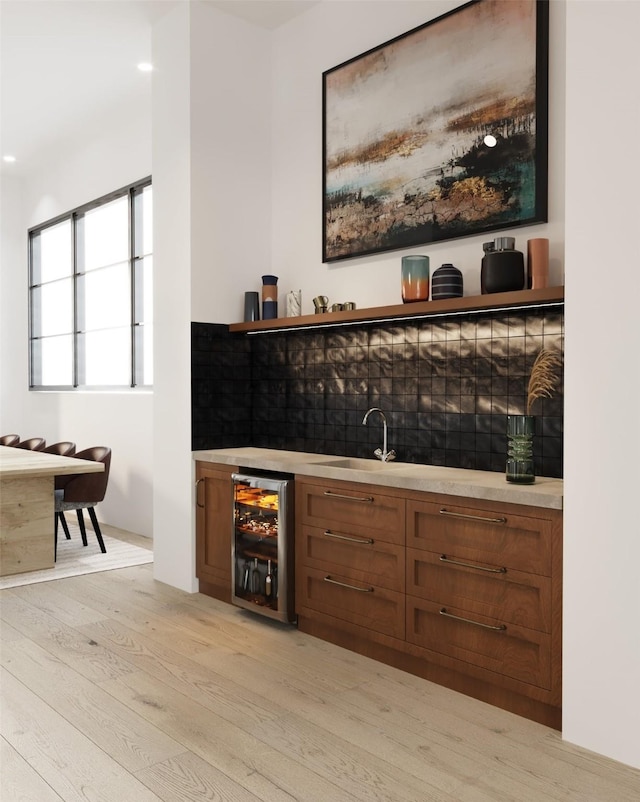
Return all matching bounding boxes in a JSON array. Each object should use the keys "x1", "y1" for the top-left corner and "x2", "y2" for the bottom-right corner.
[
  {"x1": 270, "y1": 0, "x2": 566, "y2": 313},
  {"x1": 0, "y1": 101, "x2": 154, "y2": 537},
  {"x1": 152, "y1": 1, "x2": 271, "y2": 590},
  {"x1": 563, "y1": 0, "x2": 640, "y2": 770}
]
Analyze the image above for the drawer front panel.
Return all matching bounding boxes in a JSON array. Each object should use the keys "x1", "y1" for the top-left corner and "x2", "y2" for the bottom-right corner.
[
  {"x1": 301, "y1": 525, "x2": 404, "y2": 592},
  {"x1": 407, "y1": 499, "x2": 551, "y2": 575},
  {"x1": 407, "y1": 548, "x2": 551, "y2": 632},
  {"x1": 298, "y1": 481, "x2": 404, "y2": 544},
  {"x1": 299, "y1": 566, "x2": 405, "y2": 639},
  {"x1": 407, "y1": 598, "x2": 551, "y2": 689}
]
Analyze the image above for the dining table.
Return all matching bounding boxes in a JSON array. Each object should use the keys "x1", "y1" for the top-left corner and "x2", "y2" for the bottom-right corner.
[{"x1": 0, "y1": 445, "x2": 104, "y2": 577}]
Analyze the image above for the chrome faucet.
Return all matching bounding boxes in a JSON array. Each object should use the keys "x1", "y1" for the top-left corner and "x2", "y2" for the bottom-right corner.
[{"x1": 362, "y1": 407, "x2": 396, "y2": 462}]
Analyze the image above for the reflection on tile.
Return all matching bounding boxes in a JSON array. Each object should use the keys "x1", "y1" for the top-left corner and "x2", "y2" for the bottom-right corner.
[{"x1": 191, "y1": 308, "x2": 564, "y2": 477}]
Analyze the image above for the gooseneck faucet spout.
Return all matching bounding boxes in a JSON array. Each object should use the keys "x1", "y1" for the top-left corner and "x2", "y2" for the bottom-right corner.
[{"x1": 362, "y1": 407, "x2": 396, "y2": 462}]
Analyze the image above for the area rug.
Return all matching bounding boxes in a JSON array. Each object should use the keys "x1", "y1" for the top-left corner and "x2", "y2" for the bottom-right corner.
[{"x1": 0, "y1": 527, "x2": 153, "y2": 590}]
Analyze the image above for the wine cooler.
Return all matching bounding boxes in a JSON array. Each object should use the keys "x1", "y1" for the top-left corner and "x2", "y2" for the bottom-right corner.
[{"x1": 231, "y1": 472, "x2": 295, "y2": 624}]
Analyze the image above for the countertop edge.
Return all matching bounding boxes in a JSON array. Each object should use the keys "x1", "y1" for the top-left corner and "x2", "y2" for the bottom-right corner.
[{"x1": 193, "y1": 448, "x2": 563, "y2": 510}]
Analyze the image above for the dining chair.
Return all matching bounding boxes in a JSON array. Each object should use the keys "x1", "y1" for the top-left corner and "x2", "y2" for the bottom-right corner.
[
  {"x1": 54, "y1": 447, "x2": 111, "y2": 558},
  {"x1": 0, "y1": 434, "x2": 20, "y2": 446},
  {"x1": 42, "y1": 442, "x2": 78, "y2": 541},
  {"x1": 15, "y1": 437, "x2": 47, "y2": 451}
]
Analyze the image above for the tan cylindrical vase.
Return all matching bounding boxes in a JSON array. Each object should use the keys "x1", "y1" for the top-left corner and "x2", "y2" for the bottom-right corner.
[{"x1": 527, "y1": 238, "x2": 549, "y2": 289}]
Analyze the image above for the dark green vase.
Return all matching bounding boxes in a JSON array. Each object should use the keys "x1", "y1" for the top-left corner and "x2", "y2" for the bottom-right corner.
[{"x1": 506, "y1": 415, "x2": 535, "y2": 484}]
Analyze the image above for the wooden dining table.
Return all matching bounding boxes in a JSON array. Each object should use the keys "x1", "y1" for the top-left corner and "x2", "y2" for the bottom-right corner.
[{"x1": 0, "y1": 445, "x2": 104, "y2": 577}]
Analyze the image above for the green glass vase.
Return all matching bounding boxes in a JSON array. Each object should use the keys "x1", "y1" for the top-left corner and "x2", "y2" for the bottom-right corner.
[{"x1": 506, "y1": 415, "x2": 535, "y2": 484}]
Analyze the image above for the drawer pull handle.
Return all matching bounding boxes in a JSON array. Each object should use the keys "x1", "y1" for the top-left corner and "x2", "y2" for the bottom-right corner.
[
  {"x1": 324, "y1": 530, "x2": 374, "y2": 545},
  {"x1": 439, "y1": 608, "x2": 507, "y2": 632},
  {"x1": 195, "y1": 477, "x2": 205, "y2": 508},
  {"x1": 324, "y1": 576, "x2": 374, "y2": 593},
  {"x1": 324, "y1": 490, "x2": 374, "y2": 503},
  {"x1": 439, "y1": 555, "x2": 507, "y2": 574},
  {"x1": 439, "y1": 508, "x2": 507, "y2": 524}
]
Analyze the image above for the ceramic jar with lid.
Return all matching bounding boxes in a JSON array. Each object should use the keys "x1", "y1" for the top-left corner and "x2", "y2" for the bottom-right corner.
[{"x1": 481, "y1": 236, "x2": 525, "y2": 294}]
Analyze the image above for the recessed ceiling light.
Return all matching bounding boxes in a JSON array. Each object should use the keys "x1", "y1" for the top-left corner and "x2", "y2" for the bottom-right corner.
[
  {"x1": 484, "y1": 134, "x2": 498, "y2": 148},
  {"x1": 137, "y1": 62, "x2": 153, "y2": 72},
  {"x1": 3, "y1": 155, "x2": 16, "y2": 163}
]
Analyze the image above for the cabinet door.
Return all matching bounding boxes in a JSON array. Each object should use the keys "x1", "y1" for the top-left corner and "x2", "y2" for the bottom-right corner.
[{"x1": 195, "y1": 462, "x2": 236, "y2": 601}]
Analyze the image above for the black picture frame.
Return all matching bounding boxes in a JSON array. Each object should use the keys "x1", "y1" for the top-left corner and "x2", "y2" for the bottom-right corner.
[{"x1": 322, "y1": 0, "x2": 549, "y2": 263}]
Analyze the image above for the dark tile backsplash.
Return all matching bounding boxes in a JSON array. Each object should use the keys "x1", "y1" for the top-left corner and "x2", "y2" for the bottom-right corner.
[{"x1": 192, "y1": 307, "x2": 564, "y2": 477}]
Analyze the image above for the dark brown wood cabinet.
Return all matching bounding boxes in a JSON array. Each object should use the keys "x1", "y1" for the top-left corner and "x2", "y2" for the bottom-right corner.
[
  {"x1": 296, "y1": 475, "x2": 563, "y2": 729},
  {"x1": 195, "y1": 461, "x2": 238, "y2": 602},
  {"x1": 296, "y1": 477, "x2": 406, "y2": 639}
]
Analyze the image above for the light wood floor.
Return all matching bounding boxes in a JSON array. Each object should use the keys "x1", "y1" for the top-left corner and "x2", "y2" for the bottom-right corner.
[{"x1": 1, "y1": 530, "x2": 639, "y2": 801}]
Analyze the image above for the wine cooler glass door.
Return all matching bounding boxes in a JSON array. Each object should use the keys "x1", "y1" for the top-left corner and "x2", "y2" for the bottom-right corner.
[{"x1": 232, "y1": 473, "x2": 294, "y2": 623}]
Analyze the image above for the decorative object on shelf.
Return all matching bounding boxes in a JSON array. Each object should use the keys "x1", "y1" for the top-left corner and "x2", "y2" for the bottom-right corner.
[
  {"x1": 244, "y1": 291, "x2": 260, "y2": 322},
  {"x1": 322, "y1": 0, "x2": 549, "y2": 262},
  {"x1": 286, "y1": 290, "x2": 302, "y2": 317},
  {"x1": 507, "y1": 348, "x2": 562, "y2": 484},
  {"x1": 481, "y1": 236, "x2": 525, "y2": 294},
  {"x1": 527, "y1": 237, "x2": 550, "y2": 289},
  {"x1": 331, "y1": 303, "x2": 344, "y2": 312},
  {"x1": 431, "y1": 263, "x2": 463, "y2": 300},
  {"x1": 343, "y1": 301, "x2": 356, "y2": 310},
  {"x1": 506, "y1": 415, "x2": 536, "y2": 484},
  {"x1": 313, "y1": 295, "x2": 328, "y2": 314},
  {"x1": 401, "y1": 255, "x2": 430, "y2": 302},
  {"x1": 261, "y1": 275, "x2": 278, "y2": 319}
]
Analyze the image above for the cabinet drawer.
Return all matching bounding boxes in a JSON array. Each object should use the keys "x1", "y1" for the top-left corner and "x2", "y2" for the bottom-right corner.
[
  {"x1": 407, "y1": 598, "x2": 551, "y2": 690},
  {"x1": 298, "y1": 566, "x2": 405, "y2": 639},
  {"x1": 407, "y1": 498, "x2": 552, "y2": 576},
  {"x1": 300, "y1": 525, "x2": 404, "y2": 592},
  {"x1": 297, "y1": 480, "x2": 404, "y2": 544},
  {"x1": 407, "y1": 548, "x2": 551, "y2": 632}
]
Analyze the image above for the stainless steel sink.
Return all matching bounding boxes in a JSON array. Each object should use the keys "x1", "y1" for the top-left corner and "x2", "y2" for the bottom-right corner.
[{"x1": 318, "y1": 458, "x2": 405, "y2": 471}]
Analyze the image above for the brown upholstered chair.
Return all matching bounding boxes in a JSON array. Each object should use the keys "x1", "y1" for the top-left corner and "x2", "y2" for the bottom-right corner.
[
  {"x1": 16, "y1": 437, "x2": 47, "y2": 451},
  {"x1": 42, "y1": 442, "x2": 78, "y2": 541},
  {"x1": 54, "y1": 447, "x2": 111, "y2": 558},
  {"x1": 0, "y1": 434, "x2": 20, "y2": 446},
  {"x1": 44, "y1": 441, "x2": 76, "y2": 457}
]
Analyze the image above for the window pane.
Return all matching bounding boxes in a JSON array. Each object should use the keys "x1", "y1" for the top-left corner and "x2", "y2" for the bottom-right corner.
[
  {"x1": 81, "y1": 195, "x2": 128, "y2": 271},
  {"x1": 32, "y1": 335, "x2": 73, "y2": 386},
  {"x1": 31, "y1": 278, "x2": 73, "y2": 337},
  {"x1": 33, "y1": 221, "x2": 72, "y2": 283},
  {"x1": 79, "y1": 263, "x2": 130, "y2": 331},
  {"x1": 134, "y1": 256, "x2": 153, "y2": 324},
  {"x1": 80, "y1": 328, "x2": 131, "y2": 385}
]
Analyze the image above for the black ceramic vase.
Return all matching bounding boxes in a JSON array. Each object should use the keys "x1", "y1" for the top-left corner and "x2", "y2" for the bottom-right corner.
[{"x1": 481, "y1": 237, "x2": 525, "y2": 294}]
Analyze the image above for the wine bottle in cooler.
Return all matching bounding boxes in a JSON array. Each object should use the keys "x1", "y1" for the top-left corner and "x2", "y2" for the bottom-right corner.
[
  {"x1": 250, "y1": 558, "x2": 261, "y2": 594},
  {"x1": 265, "y1": 559, "x2": 273, "y2": 600}
]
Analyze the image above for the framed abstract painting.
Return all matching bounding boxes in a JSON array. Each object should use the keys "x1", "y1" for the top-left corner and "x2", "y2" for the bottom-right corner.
[{"x1": 323, "y1": 0, "x2": 549, "y2": 262}]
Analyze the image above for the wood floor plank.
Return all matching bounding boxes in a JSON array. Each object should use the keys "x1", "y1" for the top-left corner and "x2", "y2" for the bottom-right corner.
[
  {"x1": 1, "y1": 638, "x2": 186, "y2": 773},
  {"x1": 0, "y1": 737, "x2": 64, "y2": 802},
  {"x1": 100, "y1": 669, "x2": 361, "y2": 802},
  {"x1": 2, "y1": 559, "x2": 639, "y2": 802},
  {"x1": 0, "y1": 669, "x2": 164, "y2": 802},
  {"x1": 136, "y1": 751, "x2": 264, "y2": 802}
]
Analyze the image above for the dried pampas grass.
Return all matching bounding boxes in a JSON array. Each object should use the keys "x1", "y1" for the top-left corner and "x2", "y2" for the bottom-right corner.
[{"x1": 527, "y1": 349, "x2": 562, "y2": 415}]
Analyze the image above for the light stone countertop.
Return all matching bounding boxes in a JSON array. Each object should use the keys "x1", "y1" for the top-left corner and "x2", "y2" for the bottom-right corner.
[{"x1": 193, "y1": 447, "x2": 563, "y2": 510}]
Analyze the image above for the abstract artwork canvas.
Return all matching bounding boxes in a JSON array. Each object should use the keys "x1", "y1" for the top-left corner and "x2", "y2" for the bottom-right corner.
[{"x1": 323, "y1": 0, "x2": 549, "y2": 262}]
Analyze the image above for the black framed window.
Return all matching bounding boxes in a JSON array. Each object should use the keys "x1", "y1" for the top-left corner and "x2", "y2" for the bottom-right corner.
[{"x1": 29, "y1": 178, "x2": 152, "y2": 389}]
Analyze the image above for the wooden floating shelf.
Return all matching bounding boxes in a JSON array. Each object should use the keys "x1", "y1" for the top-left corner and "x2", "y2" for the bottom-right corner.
[{"x1": 228, "y1": 286, "x2": 564, "y2": 334}]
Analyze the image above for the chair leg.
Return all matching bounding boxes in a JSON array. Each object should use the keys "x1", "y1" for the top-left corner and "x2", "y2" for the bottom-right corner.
[
  {"x1": 76, "y1": 509, "x2": 88, "y2": 546},
  {"x1": 87, "y1": 507, "x2": 107, "y2": 553},
  {"x1": 54, "y1": 513, "x2": 58, "y2": 561},
  {"x1": 59, "y1": 511, "x2": 71, "y2": 540}
]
